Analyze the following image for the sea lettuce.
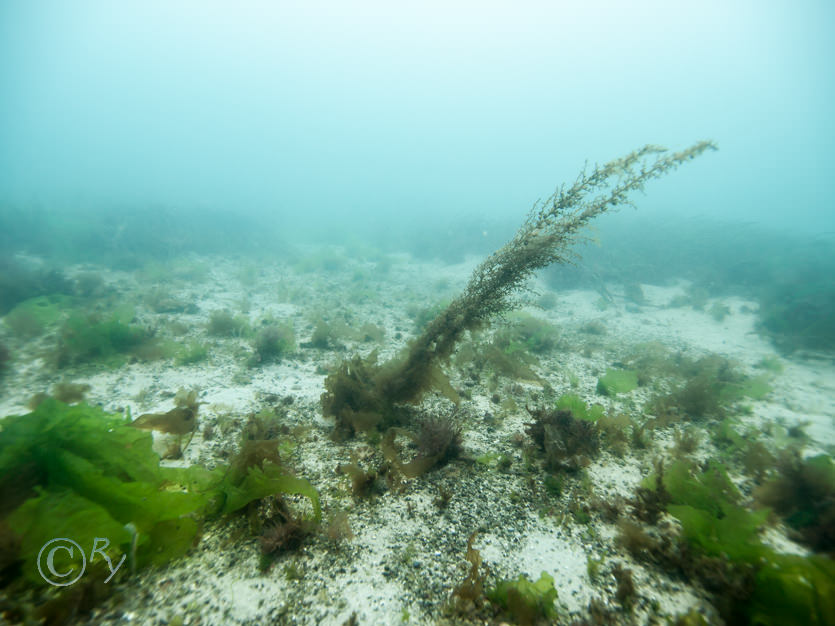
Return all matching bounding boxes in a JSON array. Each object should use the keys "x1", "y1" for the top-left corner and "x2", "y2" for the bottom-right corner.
[
  {"x1": 641, "y1": 459, "x2": 834, "y2": 624},
  {"x1": 488, "y1": 571, "x2": 559, "y2": 625},
  {"x1": 0, "y1": 399, "x2": 320, "y2": 584},
  {"x1": 596, "y1": 369, "x2": 639, "y2": 396}
]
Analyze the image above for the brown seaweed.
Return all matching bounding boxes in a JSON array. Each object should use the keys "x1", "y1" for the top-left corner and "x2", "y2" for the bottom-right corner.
[
  {"x1": 322, "y1": 143, "x2": 715, "y2": 435},
  {"x1": 130, "y1": 389, "x2": 200, "y2": 435}
]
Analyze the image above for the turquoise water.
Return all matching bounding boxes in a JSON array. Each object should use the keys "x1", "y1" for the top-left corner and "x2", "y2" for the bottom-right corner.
[
  {"x1": 1, "y1": 1, "x2": 832, "y2": 236},
  {"x1": 1, "y1": 3, "x2": 834, "y2": 625}
]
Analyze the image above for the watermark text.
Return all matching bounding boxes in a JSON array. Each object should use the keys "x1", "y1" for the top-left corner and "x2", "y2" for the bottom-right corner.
[{"x1": 37, "y1": 537, "x2": 125, "y2": 586}]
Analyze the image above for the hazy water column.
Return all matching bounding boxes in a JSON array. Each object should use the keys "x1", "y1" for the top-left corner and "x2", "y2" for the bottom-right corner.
[{"x1": 0, "y1": 1, "x2": 831, "y2": 238}]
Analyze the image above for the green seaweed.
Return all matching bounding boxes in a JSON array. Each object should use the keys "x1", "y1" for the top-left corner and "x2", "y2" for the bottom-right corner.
[
  {"x1": 596, "y1": 413, "x2": 633, "y2": 456},
  {"x1": 659, "y1": 460, "x2": 744, "y2": 517},
  {"x1": 586, "y1": 555, "x2": 604, "y2": 581},
  {"x1": 648, "y1": 355, "x2": 770, "y2": 423},
  {"x1": 748, "y1": 553, "x2": 835, "y2": 626},
  {"x1": 3, "y1": 294, "x2": 73, "y2": 338},
  {"x1": 755, "y1": 452, "x2": 835, "y2": 554},
  {"x1": 6, "y1": 490, "x2": 133, "y2": 601},
  {"x1": 487, "y1": 571, "x2": 559, "y2": 625},
  {"x1": 755, "y1": 355, "x2": 784, "y2": 373},
  {"x1": 144, "y1": 287, "x2": 197, "y2": 314},
  {"x1": 219, "y1": 462, "x2": 320, "y2": 520},
  {"x1": 713, "y1": 418, "x2": 777, "y2": 480},
  {"x1": 308, "y1": 318, "x2": 335, "y2": 349},
  {"x1": 596, "y1": 369, "x2": 639, "y2": 396},
  {"x1": 251, "y1": 321, "x2": 295, "y2": 365},
  {"x1": 480, "y1": 342, "x2": 543, "y2": 384},
  {"x1": 0, "y1": 258, "x2": 73, "y2": 316},
  {"x1": 53, "y1": 308, "x2": 175, "y2": 368},
  {"x1": 497, "y1": 313, "x2": 561, "y2": 355},
  {"x1": 0, "y1": 399, "x2": 320, "y2": 587},
  {"x1": 622, "y1": 341, "x2": 671, "y2": 383},
  {"x1": 175, "y1": 341, "x2": 209, "y2": 365},
  {"x1": 638, "y1": 459, "x2": 770, "y2": 561},
  {"x1": 555, "y1": 394, "x2": 605, "y2": 421},
  {"x1": 475, "y1": 452, "x2": 512, "y2": 471},
  {"x1": 0, "y1": 399, "x2": 206, "y2": 581},
  {"x1": 639, "y1": 459, "x2": 835, "y2": 624},
  {"x1": 207, "y1": 309, "x2": 251, "y2": 337},
  {"x1": 307, "y1": 317, "x2": 384, "y2": 349},
  {"x1": 668, "y1": 503, "x2": 770, "y2": 562},
  {"x1": 721, "y1": 374, "x2": 772, "y2": 402}
]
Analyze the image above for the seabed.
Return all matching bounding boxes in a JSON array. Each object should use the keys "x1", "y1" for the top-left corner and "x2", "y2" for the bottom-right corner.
[{"x1": 1, "y1": 247, "x2": 833, "y2": 625}]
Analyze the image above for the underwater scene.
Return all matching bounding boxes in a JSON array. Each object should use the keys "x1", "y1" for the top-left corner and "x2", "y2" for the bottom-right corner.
[{"x1": 1, "y1": 2, "x2": 834, "y2": 625}]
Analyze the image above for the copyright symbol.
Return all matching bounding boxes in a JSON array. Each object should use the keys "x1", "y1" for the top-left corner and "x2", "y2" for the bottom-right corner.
[{"x1": 37, "y1": 538, "x2": 86, "y2": 586}]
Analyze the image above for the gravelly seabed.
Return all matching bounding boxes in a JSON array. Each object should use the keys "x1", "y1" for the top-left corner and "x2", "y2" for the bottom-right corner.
[{"x1": 1, "y1": 248, "x2": 832, "y2": 626}]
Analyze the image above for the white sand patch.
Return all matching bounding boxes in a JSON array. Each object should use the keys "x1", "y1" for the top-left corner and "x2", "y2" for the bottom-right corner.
[
  {"x1": 587, "y1": 456, "x2": 645, "y2": 500},
  {"x1": 479, "y1": 519, "x2": 591, "y2": 613},
  {"x1": 2, "y1": 252, "x2": 832, "y2": 625}
]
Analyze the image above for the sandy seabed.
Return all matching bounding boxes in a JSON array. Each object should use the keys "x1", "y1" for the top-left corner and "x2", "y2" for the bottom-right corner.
[{"x1": 1, "y1": 248, "x2": 832, "y2": 626}]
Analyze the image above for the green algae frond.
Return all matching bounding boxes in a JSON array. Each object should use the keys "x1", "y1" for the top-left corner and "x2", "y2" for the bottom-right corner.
[
  {"x1": 488, "y1": 571, "x2": 559, "y2": 625},
  {"x1": 0, "y1": 399, "x2": 320, "y2": 586},
  {"x1": 638, "y1": 459, "x2": 835, "y2": 625},
  {"x1": 596, "y1": 369, "x2": 639, "y2": 396}
]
